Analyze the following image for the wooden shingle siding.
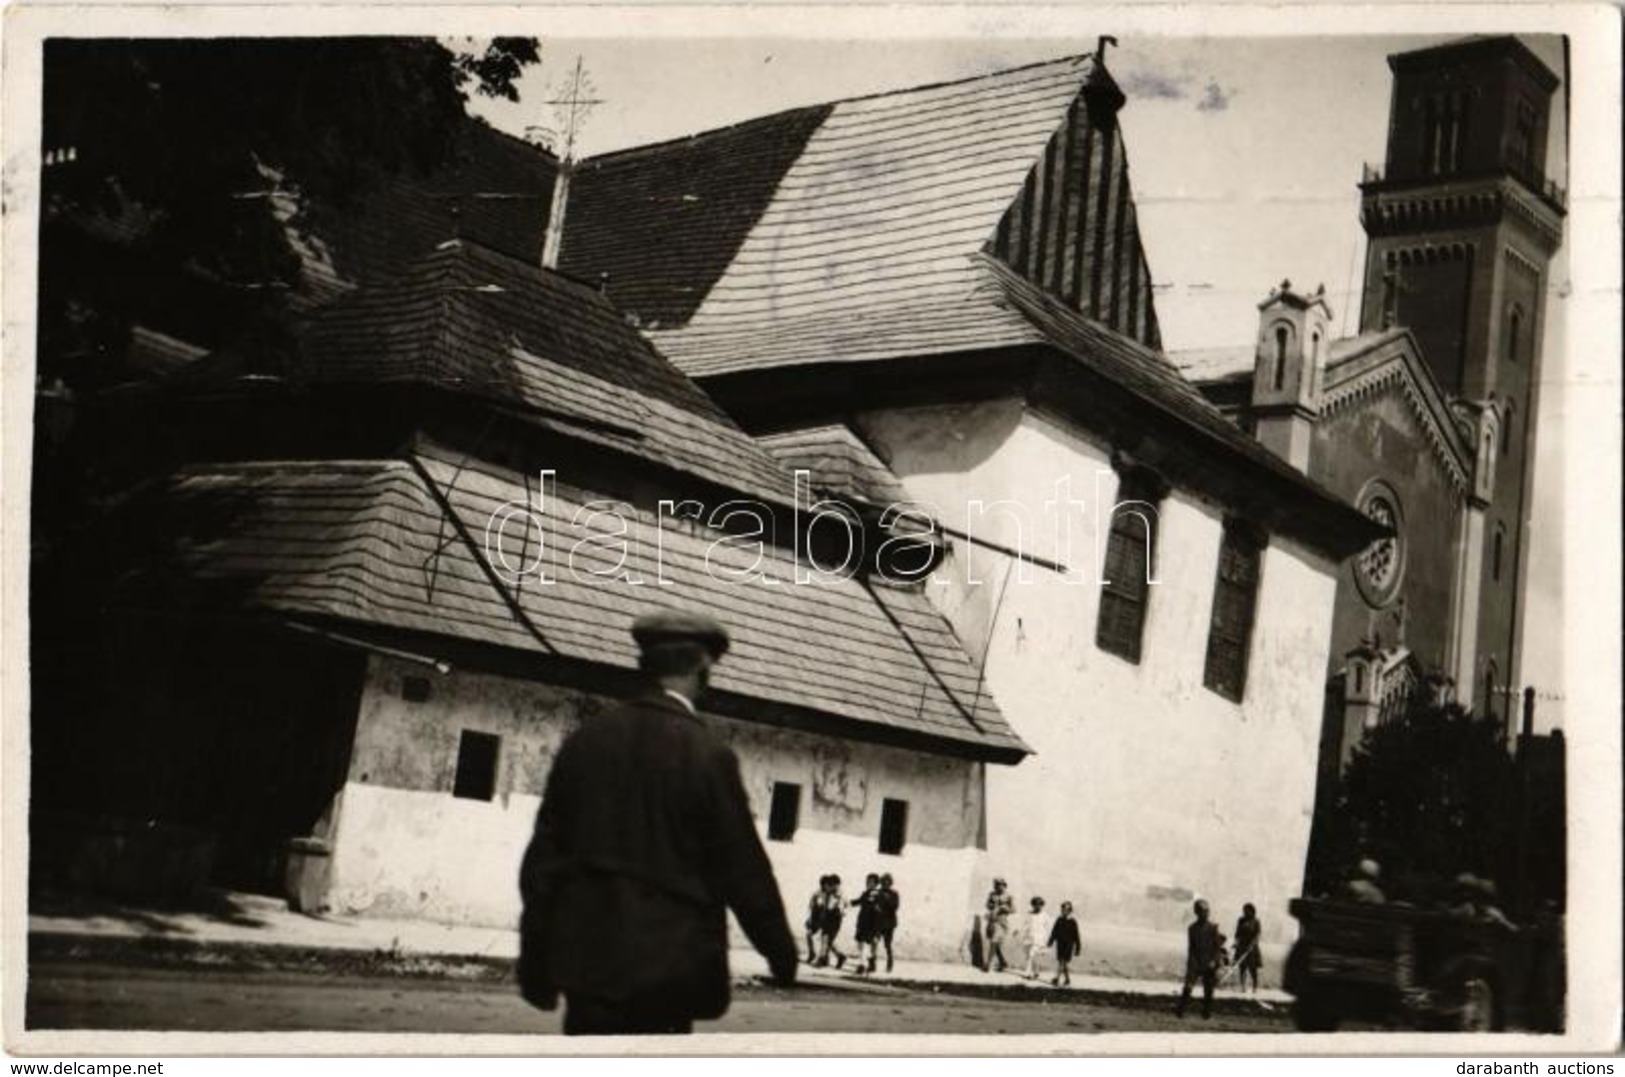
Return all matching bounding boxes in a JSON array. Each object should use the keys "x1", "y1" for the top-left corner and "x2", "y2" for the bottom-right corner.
[
  {"x1": 631, "y1": 58, "x2": 1091, "y2": 372},
  {"x1": 131, "y1": 456, "x2": 1026, "y2": 759},
  {"x1": 987, "y1": 96, "x2": 1159, "y2": 348}
]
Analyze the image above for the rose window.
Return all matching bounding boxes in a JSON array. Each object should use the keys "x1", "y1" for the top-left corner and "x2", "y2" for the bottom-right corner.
[
  {"x1": 1353, "y1": 484, "x2": 1405, "y2": 607},
  {"x1": 1359, "y1": 498, "x2": 1399, "y2": 590}
]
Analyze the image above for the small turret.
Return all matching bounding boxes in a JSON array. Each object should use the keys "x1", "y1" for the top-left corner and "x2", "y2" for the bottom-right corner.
[{"x1": 1251, "y1": 280, "x2": 1333, "y2": 471}]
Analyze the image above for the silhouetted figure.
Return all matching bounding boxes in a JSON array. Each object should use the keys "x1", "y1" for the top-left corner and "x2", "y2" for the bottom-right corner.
[
  {"x1": 518, "y1": 611, "x2": 798, "y2": 1035},
  {"x1": 1175, "y1": 898, "x2": 1226, "y2": 1019},
  {"x1": 1232, "y1": 903, "x2": 1263, "y2": 994},
  {"x1": 1048, "y1": 901, "x2": 1082, "y2": 986},
  {"x1": 875, "y1": 874, "x2": 901, "y2": 973},
  {"x1": 984, "y1": 878, "x2": 1014, "y2": 972}
]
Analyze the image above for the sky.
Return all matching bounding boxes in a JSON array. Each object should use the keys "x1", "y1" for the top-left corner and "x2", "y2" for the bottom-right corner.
[{"x1": 469, "y1": 34, "x2": 1569, "y2": 727}]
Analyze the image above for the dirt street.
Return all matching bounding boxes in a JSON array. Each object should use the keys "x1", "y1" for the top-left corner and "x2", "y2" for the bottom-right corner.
[{"x1": 27, "y1": 961, "x2": 1290, "y2": 1036}]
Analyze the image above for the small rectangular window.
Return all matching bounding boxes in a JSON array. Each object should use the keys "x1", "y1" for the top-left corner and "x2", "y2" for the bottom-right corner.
[
  {"x1": 453, "y1": 730, "x2": 500, "y2": 801},
  {"x1": 878, "y1": 798, "x2": 909, "y2": 856},
  {"x1": 402, "y1": 675, "x2": 433, "y2": 703},
  {"x1": 767, "y1": 782, "x2": 801, "y2": 842}
]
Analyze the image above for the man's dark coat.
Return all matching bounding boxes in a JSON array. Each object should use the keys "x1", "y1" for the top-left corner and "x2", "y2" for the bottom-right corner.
[{"x1": 518, "y1": 693, "x2": 798, "y2": 1021}]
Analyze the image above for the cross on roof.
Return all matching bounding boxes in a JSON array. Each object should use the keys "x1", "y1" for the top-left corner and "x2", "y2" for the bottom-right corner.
[{"x1": 534, "y1": 56, "x2": 603, "y2": 163}]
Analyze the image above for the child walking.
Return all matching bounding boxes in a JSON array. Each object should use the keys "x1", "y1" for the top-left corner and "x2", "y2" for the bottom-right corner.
[
  {"x1": 852, "y1": 873, "x2": 882, "y2": 974},
  {"x1": 1048, "y1": 901, "x2": 1082, "y2": 986},
  {"x1": 1023, "y1": 896, "x2": 1053, "y2": 979},
  {"x1": 875, "y1": 874, "x2": 900, "y2": 973},
  {"x1": 1232, "y1": 902, "x2": 1263, "y2": 994},
  {"x1": 817, "y1": 874, "x2": 848, "y2": 969},
  {"x1": 804, "y1": 875, "x2": 828, "y2": 964},
  {"x1": 983, "y1": 878, "x2": 1014, "y2": 973}
]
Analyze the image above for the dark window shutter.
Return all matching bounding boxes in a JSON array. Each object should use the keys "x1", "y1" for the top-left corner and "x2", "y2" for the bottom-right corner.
[
  {"x1": 1096, "y1": 473, "x2": 1162, "y2": 664},
  {"x1": 1203, "y1": 522, "x2": 1263, "y2": 702}
]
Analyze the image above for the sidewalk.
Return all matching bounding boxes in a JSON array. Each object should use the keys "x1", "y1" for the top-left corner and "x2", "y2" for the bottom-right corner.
[{"x1": 27, "y1": 889, "x2": 1290, "y2": 1008}]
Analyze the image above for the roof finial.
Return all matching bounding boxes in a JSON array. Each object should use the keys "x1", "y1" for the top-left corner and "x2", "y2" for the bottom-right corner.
[
  {"x1": 531, "y1": 55, "x2": 604, "y2": 164},
  {"x1": 1096, "y1": 35, "x2": 1118, "y2": 61}
]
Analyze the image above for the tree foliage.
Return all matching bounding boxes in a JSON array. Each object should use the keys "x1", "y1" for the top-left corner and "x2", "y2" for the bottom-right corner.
[
  {"x1": 38, "y1": 37, "x2": 541, "y2": 390},
  {"x1": 1305, "y1": 692, "x2": 1562, "y2": 913}
]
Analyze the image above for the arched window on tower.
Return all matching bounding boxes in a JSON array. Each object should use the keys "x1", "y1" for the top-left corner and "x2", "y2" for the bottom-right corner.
[
  {"x1": 1273, "y1": 325, "x2": 1289, "y2": 390},
  {"x1": 1510, "y1": 97, "x2": 1538, "y2": 178},
  {"x1": 1421, "y1": 94, "x2": 1440, "y2": 174},
  {"x1": 1482, "y1": 659, "x2": 1500, "y2": 721},
  {"x1": 1506, "y1": 305, "x2": 1524, "y2": 363},
  {"x1": 1501, "y1": 399, "x2": 1516, "y2": 456},
  {"x1": 1493, "y1": 524, "x2": 1506, "y2": 581},
  {"x1": 1445, "y1": 92, "x2": 1468, "y2": 173}
]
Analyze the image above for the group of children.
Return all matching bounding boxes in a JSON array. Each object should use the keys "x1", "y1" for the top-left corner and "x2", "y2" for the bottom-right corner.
[
  {"x1": 982, "y1": 879, "x2": 1267, "y2": 1002},
  {"x1": 804, "y1": 872, "x2": 900, "y2": 974},
  {"x1": 979, "y1": 880, "x2": 1083, "y2": 985}
]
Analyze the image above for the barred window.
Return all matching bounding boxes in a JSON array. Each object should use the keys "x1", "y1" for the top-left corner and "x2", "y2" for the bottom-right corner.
[
  {"x1": 1203, "y1": 522, "x2": 1265, "y2": 702},
  {"x1": 1096, "y1": 467, "x2": 1165, "y2": 664}
]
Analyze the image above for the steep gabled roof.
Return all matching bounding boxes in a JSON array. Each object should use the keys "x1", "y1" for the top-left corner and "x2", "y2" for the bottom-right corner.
[
  {"x1": 692, "y1": 254, "x2": 1383, "y2": 556},
  {"x1": 116, "y1": 454, "x2": 1027, "y2": 761},
  {"x1": 558, "y1": 54, "x2": 1163, "y2": 369},
  {"x1": 179, "y1": 240, "x2": 798, "y2": 507}
]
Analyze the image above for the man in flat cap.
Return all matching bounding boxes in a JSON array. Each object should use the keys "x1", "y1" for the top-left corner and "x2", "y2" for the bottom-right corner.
[{"x1": 517, "y1": 609, "x2": 799, "y2": 1035}]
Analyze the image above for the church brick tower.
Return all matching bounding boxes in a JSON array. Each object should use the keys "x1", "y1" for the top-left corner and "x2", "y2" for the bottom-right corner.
[{"x1": 1356, "y1": 36, "x2": 1565, "y2": 730}]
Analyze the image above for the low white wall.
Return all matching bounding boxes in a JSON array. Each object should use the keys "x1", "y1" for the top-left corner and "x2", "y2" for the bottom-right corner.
[{"x1": 318, "y1": 657, "x2": 988, "y2": 961}]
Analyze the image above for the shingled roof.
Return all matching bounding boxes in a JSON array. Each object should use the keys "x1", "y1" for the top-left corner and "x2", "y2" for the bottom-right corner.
[
  {"x1": 117, "y1": 452, "x2": 1026, "y2": 761},
  {"x1": 558, "y1": 104, "x2": 833, "y2": 328},
  {"x1": 558, "y1": 54, "x2": 1163, "y2": 363},
  {"x1": 180, "y1": 240, "x2": 798, "y2": 508},
  {"x1": 296, "y1": 119, "x2": 560, "y2": 301},
  {"x1": 756, "y1": 425, "x2": 914, "y2": 507},
  {"x1": 984, "y1": 257, "x2": 1388, "y2": 541}
]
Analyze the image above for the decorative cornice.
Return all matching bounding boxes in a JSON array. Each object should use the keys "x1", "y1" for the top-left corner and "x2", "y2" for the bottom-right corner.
[
  {"x1": 1320, "y1": 355, "x2": 1470, "y2": 494},
  {"x1": 1502, "y1": 244, "x2": 1544, "y2": 279},
  {"x1": 1382, "y1": 241, "x2": 1474, "y2": 267},
  {"x1": 1361, "y1": 175, "x2": 1565, "y2": 250}
]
